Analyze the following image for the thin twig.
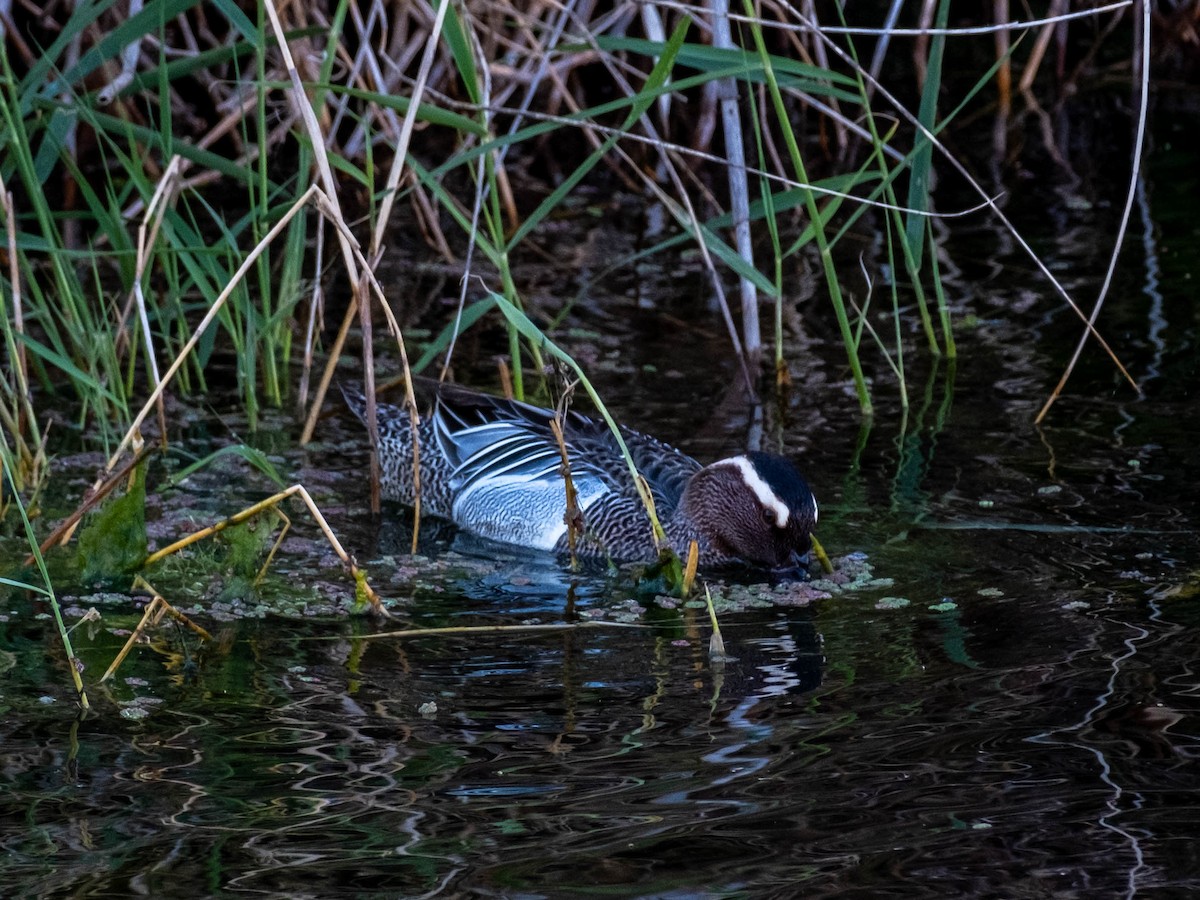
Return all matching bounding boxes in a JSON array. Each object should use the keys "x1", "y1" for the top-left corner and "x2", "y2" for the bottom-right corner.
[
  {"x1": 548, "y1": 411, "x2": 582, "y2": 571},
  {"x1": 1035, "y1": 0, "x2": 1149, "y2": 422}
]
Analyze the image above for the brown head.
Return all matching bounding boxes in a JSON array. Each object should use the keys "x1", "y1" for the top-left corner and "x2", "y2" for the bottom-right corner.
[{"x1": 679, "y1": 451, "x2": 818, "y2": 569}]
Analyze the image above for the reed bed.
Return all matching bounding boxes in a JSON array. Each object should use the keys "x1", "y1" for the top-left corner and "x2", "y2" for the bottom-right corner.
[{"x1": 0, "y1": 1, "x2": 1155, "y2": 700}]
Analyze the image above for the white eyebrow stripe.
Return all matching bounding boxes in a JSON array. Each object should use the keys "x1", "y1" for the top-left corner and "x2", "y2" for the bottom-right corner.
[{"x1": 717, "y1": 456, "x2": 789, "y2": 527}]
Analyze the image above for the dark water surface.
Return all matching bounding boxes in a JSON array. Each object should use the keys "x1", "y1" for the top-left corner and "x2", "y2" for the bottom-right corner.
[{"x1": 4, "y1": 100, "x2": 1200, "y2": 897}]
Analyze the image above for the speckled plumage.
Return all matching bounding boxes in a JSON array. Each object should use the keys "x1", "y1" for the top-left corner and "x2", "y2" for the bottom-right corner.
[{"x1": 343, "y1": 382, "x2": 817, "y2": 569}]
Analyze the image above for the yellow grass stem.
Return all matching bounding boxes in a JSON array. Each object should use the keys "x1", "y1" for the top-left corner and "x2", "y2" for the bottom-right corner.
[
  {"x1": 142, "y1": 484, "x2": 383, "y2": 614},
  {"x1": 810, "y1": 534, "x2": 834, "y2": 574}
]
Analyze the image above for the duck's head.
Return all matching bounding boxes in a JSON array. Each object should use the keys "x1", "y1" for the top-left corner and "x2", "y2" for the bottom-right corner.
[{"x1": 680, "y1": 452, "x2": 818, "y2": 570}]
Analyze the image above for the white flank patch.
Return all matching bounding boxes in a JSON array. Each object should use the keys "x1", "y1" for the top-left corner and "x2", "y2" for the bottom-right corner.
[
  {"x1": 453, "y1": 475, "x2": 607, "y2": 550},
  {"x1": 718, "y1": 456, "x2": 790, "y2": 527}
]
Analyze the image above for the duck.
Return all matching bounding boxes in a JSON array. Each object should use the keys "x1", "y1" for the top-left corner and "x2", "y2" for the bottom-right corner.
[{"x1": 342, "y1": 381, "x2": 818, "y2": 570}]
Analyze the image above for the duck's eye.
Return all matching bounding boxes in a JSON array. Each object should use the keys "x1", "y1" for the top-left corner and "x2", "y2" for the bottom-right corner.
[{"x1": 761, "y1": 507, "x2": 776, "y2": 526}]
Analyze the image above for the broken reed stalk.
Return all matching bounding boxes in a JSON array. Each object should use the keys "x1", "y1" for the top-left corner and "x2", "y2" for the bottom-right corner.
[
  {"x1": 704, "y1": 584, "x2": 726, "y2": 660},
  {"x1": 100, "y1": 579, "x2": 214, "y2": 683},
  {"x1": 810, "y1": 534, "x2": 834, "y2": 574},
  {"x1": 548, "y1": 415, "x2": 581, "y2": 571},
  {"x1": 682, "y1": 540, "x2": 700, "y2": 598},
  {"x1": 142, "y1": 484, "x2": 383, "y2": 614}
]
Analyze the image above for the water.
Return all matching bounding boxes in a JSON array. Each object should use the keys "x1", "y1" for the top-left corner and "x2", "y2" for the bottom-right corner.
[{"x1": 4, "y1": 100, "x2": 1200, "y2": 896}]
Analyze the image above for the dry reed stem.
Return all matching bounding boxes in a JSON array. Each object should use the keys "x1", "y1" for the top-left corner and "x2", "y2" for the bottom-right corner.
[
  {"x1": 262, "y1": 0, "x2": 381, "y2": 516},
  {"x1": 24, "y1": 444, "x2": 153, "y2": 562},
  {"x1": 367, "y1": 0, "x2": 450, "y2": 258},
  {"x1": 267, "y1": 0, "x2": 425, "y2": 546},
  {"x1": 712, "y1": 0, "x2": 760, "y2": 367},
  {"x1": 0, "y1": 185, "x2": 41, "y2": 459},
  {"x1": 452, "y1": 103, "x2": 977, "y2": 217},
  {"x1": 410, "y1": 180, "x2": 456, "y2": 264},
  {"x1": 439, "y1": 17, "x2": 494, "y2": 380},
  {"x1": 95, "y1": 0, "x2": 143, "y2": 105},
  {"x1": 142, "y1": 483, "x2": 383, "y2": 614},
  {"x1": 799, "y1": 0, "x2": 847, "y2": 151},
  {"x1": 298, "y1": 220, "x2": 326, "y2": 413},
  {"x1": 1018, "y1": 0, "x2": 1069, "y2": 93},
  {"x1": 300, "y1": 295, "x2": 359, "y2": 446},
  {"x1": 254, "y1": 505, "x2": 291, "y2": 585},
  {"x1": 656, "y1": 0, "x2": 1132, "y2": 38},
  {"x1": 327, "y1": 620, "x2": 647, "y2": 642},
  {"x1": 994, "y1": 0, "x2": 1012, "y2": 115},
  {"x1": 1, "y1": 188, "x2": 26, "y2": 397},
  {"x1": 550, "y1": 16, "x2": 759, "y2": 388},
  {"x1": 127, "y1": 155, "x2": 184, "y2": 443},
  {"x1": 304, "y1": 190, "x2": 425, "y2": 550}
]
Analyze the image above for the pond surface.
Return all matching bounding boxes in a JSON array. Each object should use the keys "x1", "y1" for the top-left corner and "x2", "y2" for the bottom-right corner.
[{"x1": 3, "y1": 97, "x2": 1200, "y2": 897}]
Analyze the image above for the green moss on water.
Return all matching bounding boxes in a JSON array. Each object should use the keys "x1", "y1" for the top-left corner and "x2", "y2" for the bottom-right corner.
[
  {"x1": 220, "y1": 518, "x2": 278, "y2": 579},
  {"x1": 78, "y1": 462, "x2": 147, "y2": 587}
]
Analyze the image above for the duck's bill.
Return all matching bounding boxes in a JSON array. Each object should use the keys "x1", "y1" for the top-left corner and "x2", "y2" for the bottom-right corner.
[{"x1": 770, "y1": 547, "x2": 812, "y2": 579}]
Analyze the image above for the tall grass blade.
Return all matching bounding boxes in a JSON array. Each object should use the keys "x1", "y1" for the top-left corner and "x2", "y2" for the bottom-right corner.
[
  {"x1": 903, "y1": 0, "x2": 951, "y2": 270},
  {"x1": 0, "y1": 435, "x2": 90, "y2": 709}
]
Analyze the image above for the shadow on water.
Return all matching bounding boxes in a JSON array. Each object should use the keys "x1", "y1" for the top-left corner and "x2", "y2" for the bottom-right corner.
[{"x1": 5, "y1": 101, "x2": 1200, "y2": 896}]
